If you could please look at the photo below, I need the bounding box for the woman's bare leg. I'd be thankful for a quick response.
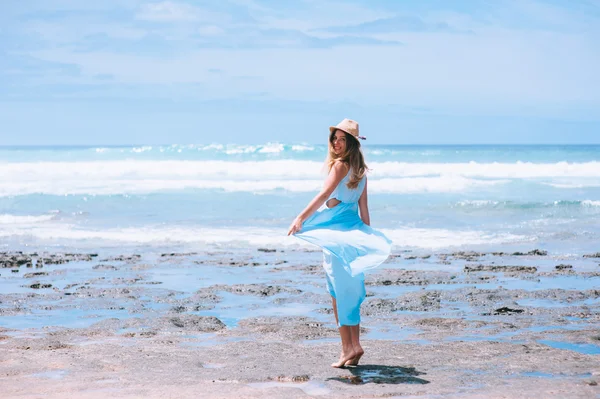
[330,296,356,368]
[344,324,364,366]
[331,325,356,368]
[331,296,339,326]
[333,296,364,366]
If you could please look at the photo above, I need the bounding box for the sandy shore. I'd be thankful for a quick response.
[1,249,599,398]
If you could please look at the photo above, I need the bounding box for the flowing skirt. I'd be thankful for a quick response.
[294,202,392,326]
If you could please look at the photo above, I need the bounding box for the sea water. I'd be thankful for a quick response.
[1,144,599,255]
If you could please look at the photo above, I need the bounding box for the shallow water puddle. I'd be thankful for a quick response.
[196,291,326,328]
[144,260,302,293]
[445,333,524,343]
[521,371,593,378]
[201,363,225,369]
[518,297,600,308]
[538,340,600,355]
[328,364,430,385]
[29,370,69,380]
[364,324,424,342]
[247,380,330,396]
[498,275,600,291]
[0,307,130,330]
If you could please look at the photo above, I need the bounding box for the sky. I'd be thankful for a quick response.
[0,0,599,145]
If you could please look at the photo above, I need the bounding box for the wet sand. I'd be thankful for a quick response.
[1,249,599,398]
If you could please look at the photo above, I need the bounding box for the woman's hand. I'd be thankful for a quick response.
[287,217,303,236]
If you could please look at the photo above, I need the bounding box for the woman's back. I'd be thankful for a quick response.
[328,169,366,204]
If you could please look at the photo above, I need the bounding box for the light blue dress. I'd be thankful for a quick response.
[294,169,392,326]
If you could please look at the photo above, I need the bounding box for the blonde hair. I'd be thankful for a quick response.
[326,129,368,189]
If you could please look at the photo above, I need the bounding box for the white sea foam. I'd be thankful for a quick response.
[379,228,533,249]
[0,177,508,196]
[3,160,600,180]
[199,144,225,151]
[258,143,285,153]
[543,182,600,189]
[1,160,599,196]
[0,225,534,250]
[291,144,315,152]
[581,200,600,207]
[368,161,600,179]
[0,214,56,224]
[131,146,152,153]
[455,200,500,207]
[224,146,259,155]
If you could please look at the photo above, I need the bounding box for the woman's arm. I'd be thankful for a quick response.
[287,161,349,235]
[358,177,370,226]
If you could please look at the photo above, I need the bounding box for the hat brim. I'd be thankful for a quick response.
[329,126,360,140]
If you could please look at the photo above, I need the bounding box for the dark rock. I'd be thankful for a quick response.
[99,255,141,262]
[92,264,118,271]
[168,315,226,332]
[449,251,485,261]
[366,270,443,286]
[583,253,600,258]
[511,249,547,256]
[42,253,95,264]
[363,292,441,315]
[23,272,48,278]
[362,298,402,315]
[209,284,301,297]
[464,265,537,273]
[30,283,52,289]
[415,317,468,330]
[258,248,277,253]
[486,307,524,315]
[555,264,573,271]
[0,253,33,268]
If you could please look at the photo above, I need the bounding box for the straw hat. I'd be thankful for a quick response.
[329,118,366,141]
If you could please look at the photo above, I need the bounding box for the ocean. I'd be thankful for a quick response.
[1,143,599,255]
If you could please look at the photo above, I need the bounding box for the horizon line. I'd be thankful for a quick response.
[2,143,600,147]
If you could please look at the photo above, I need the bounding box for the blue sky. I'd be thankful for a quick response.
[1,0,599,145]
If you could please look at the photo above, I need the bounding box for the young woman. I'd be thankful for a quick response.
[288,118,392,368]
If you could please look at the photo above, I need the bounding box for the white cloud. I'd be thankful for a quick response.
[253,1,391,32]
[135,1,223,22]
[27,21,148,44]
[197,25,225,36]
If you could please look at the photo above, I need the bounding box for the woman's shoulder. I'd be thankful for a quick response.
[331,160,350,173]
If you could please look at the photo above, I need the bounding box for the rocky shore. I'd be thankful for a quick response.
[1,249,599,398]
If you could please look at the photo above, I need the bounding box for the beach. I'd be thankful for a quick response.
[1,248,599,398]
[1,144,600,397]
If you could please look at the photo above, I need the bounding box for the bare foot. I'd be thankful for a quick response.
[331,347,356,368]
[344,345,364,366]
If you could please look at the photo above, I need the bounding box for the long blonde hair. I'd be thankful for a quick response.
[326,129,368,189]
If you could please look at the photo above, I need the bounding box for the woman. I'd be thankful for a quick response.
[287,118,392,368]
